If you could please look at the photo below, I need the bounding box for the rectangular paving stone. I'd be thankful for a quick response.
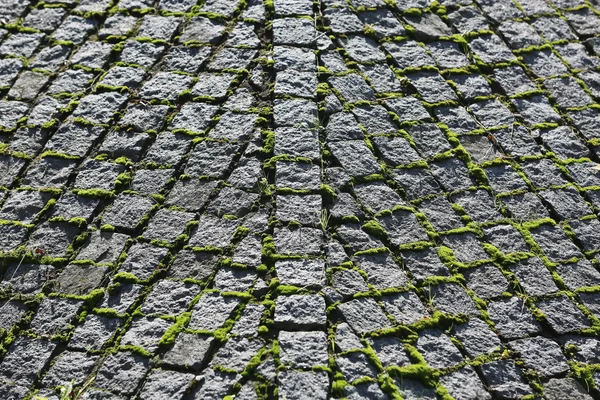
[328,140,380,177]
[487,297,542,339]
[119,243,169,281]
[337,297,392,334]
[0,337,57,387]
[274,294,326,329]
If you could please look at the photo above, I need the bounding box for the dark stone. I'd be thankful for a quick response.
[279,330,328,369]
[509,336,569,378]
[102,193,155,231]
[328,140,381,177]
[0,337,57,387]
[522,50,569,78]
[427,41,470,69]
[508,257,559,296]
[29,297,81,336]
[184,141,240,178]
[143,208,195,243]
[453,317,502,357]
[99,283,144,315]
[188,292,240,331]
[392,168,442,200]
[41,351,98,388]
[529,224,582,262]
[428,282,479,316]
[95,352,150,395]
[278,371,329,400]
[119,243,169,280]
[162,333,214,370]
[169,250,217,281]
[121,317,172,353]
[383,40,435,70]
[0,263,54,294]
[479,360,532,399]
[499,20,544,49]
[69,314,121,351]
[138,369,195,399]
[274,226,322,256]
[487,297,541,339]
[407,71,457,103]
[141,280,199,316]
[337,297,392,334]
[536,294,591,335]
[189,215,239,248]
[402,248,450,284]
[0,189,53,223]
[404,12,452,40]
[440,366,491,400]
[416,329,463,369]
[354,252,407,290]
[483,224,528,254]
[463,263,511,299]
[56,264,109,296]
[274,294,327,329]
[381,291,429,325]
[469,34,516,64]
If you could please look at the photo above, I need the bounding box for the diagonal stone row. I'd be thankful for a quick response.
[1,0,600,399]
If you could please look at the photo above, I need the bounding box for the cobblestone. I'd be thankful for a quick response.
[0,1,599,398]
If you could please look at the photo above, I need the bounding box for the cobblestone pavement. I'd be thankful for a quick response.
[3,0,600,399]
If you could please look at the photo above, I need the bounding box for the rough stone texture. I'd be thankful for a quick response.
[416,329,463,369]
[480,360,533,399]
[453,318,502,357]
[338,297,392,334]
[274,295,326,329]
[95,352,150,395]
[1,3,600,398]
[487,297,542,339]
[188,293,239,331]
[279,330,328,369]
[41,351,98,388]
[162,333,214,369]
[0,337,57,387]
[69,314,121,351]
[29,297,81,336]
[536,294,591,334]
[137,369,194,400]
[440,366,492,400]
[509,336,570,378]
[278,370,329,400]
[544,378,593,400]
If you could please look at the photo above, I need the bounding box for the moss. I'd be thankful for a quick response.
[320,184,337,199]
[340,215,361,224]
[258,325,269,334]
[73,189,115,200]
[331,372,350,397]
[59,288,105,305]
[40,150,80,160]
[119,344,152,357]
[95,83,130,93]
[354,247,389,256]
[40,119,60,130]
[362,220,387,239]
[159,312,191,347]
[112,271,140,283]
[262,235,277,261]
[436,245,457,265]
[403,7,423,16]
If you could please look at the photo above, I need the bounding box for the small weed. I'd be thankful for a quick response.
[320,209,331,231]
[425,286,436,310]
[33,376,94,400]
